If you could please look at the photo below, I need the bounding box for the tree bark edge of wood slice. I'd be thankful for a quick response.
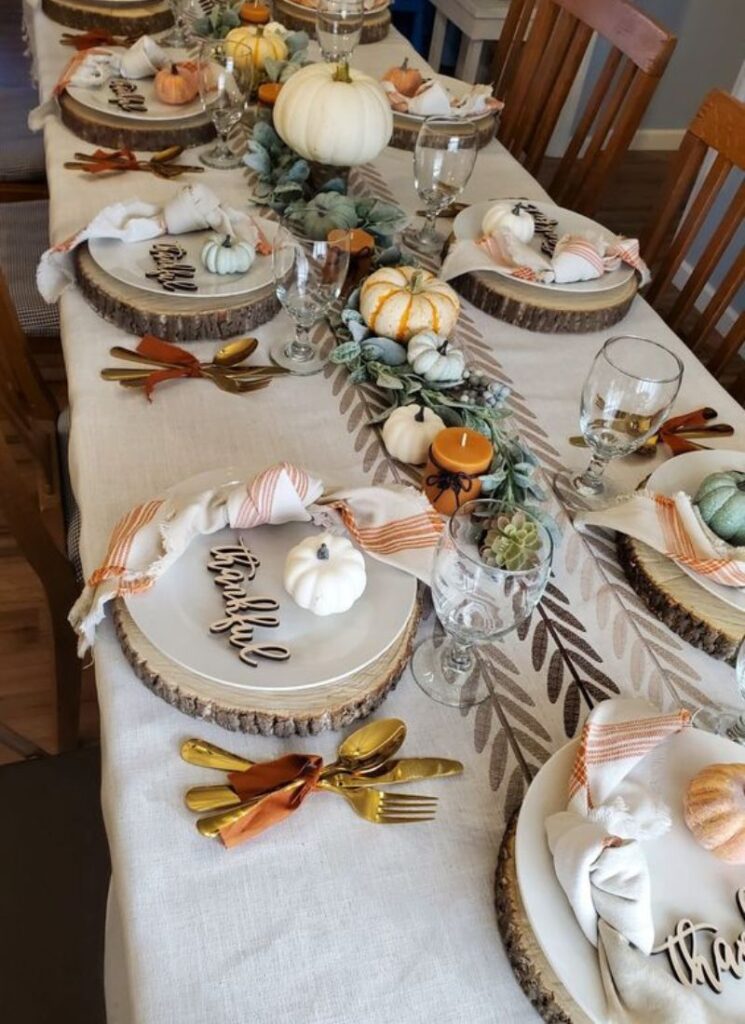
[113,597,421,736]
[495,813,590,1024]
[451,270,637,334]
[273,0,390,42]
[617,533,745,662]
[75,246,282,342]
[59,92,216,153]
[42,0,173,34]
[390,113,496,153]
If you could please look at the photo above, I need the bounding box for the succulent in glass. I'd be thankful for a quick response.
[479,509,542,571]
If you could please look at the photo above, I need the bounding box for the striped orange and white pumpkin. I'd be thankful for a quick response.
[359,266,460,343]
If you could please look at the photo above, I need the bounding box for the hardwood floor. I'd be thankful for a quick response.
[0,150,741,764]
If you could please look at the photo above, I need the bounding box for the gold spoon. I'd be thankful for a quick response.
[184,719,407,817]
[212,337,259,367]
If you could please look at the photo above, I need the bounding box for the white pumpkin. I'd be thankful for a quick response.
[406,331,465,382]
[359,266,460,343]
[225,25,288,72]
[283,533,366,616]
[482,201,535,244]
[382,403,445,465]
[273,61,393,167]
[201,235,255,275]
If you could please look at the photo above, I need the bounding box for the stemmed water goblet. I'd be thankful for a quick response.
[412,500,553,707]
[316,0,364,63]
[403,117,478,255]
[555,335,684,509]
[161,0,200,48]
[197,39,254,169]
[270,226,352,376]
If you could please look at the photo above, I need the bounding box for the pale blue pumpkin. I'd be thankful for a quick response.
[694,470,745,545]
[294,192,358,240]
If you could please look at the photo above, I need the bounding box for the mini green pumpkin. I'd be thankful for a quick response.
[201,235,255,275]
[291,192,358,240]
[694,470,745,545]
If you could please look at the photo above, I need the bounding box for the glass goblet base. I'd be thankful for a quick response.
[199,142,242,169]
[553,469,618,512]
[691,707,745,745]
[411,638,488,708]
[270,337,324,376]
[402,223,446,256]
[160,24,188,47]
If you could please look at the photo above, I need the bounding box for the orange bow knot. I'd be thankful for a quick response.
[136,335,205,401]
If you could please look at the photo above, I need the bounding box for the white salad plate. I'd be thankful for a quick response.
[452,199,634,295]
[123,469,417,693]
[89,221,278,299]
[516,727,745,1023]
[647,448,745,613]
[67,51,203,123]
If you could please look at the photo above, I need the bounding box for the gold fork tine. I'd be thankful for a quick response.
[376,815,436,824]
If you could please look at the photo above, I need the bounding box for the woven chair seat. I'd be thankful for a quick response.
[0,88,46,181]
[0,199,59,336]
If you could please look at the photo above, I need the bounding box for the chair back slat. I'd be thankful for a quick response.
[493,0,537,100]
[497,0,676,215]
[641,90,745,384]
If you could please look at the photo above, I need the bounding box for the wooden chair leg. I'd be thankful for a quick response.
[52,607,82,753]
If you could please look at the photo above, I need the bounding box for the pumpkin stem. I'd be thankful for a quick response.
[317,542,330,560]
[401,57,409,70]
[333,60,352,84]
[408,270,424,293]
[222,235,232,247]
[414,405,425,422]
[437,339,449,355]
[170,63,179,75]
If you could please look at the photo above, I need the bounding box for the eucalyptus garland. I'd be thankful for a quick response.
[329,285,552,522]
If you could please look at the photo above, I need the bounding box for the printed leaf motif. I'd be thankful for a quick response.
[532,618,549,672]
[474,698,493,754]
[489,728,509,791]
[504,765,527,822]
[564,681,582,736]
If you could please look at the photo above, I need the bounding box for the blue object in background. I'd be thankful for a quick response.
[389,0,433,57]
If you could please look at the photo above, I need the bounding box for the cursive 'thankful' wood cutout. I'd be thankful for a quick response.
[651,887,745,994]
[207,538,290,668]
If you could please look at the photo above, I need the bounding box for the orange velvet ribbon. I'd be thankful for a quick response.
[659,407,720,455]
[61,29,118,50]
[83,148,140,174]
[218,754,324,848]
[136,335,205,401]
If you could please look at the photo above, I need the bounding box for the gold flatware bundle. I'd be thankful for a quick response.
[180,721,463,846]
[65,146,205,178]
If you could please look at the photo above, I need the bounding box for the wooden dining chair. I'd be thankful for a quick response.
[642,90,745,385]
[491,0,536,102]
[0,269,81,751]
[497,0,676,216]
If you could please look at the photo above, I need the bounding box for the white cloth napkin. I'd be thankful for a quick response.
[70,463,442,654]
[37,184,272,302]
[119,36,168,79]
[441,229,650,287]
[577,491,745,588]
[382,79,501,118]
[544,698,731,1023]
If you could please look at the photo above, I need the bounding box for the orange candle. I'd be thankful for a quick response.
[422,426,494,516]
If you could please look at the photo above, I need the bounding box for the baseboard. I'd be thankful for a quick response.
[673,259,739,335]
[630,129,685,151]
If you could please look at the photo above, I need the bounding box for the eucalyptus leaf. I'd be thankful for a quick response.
[341,307,364,325]
[347,320,370,343]
[331,341,362,363]
[376,372,404,390]
[285,30,309,53]
[360,337,407,366]
[323,177,349,195]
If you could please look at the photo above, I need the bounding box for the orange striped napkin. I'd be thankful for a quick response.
[577,492,745,588]
[69,464,442,653]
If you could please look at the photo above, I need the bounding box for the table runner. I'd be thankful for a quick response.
[24,9,745,1023]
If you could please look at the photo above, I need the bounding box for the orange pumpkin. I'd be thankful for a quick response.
[327,227,375,257]
[382,58,423,98]
[239,1,271,23]
[154,64,198,106]
[684,763,745,864]
[258,81,282,106]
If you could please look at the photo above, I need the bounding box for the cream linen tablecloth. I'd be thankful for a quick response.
[25,10,745,1023]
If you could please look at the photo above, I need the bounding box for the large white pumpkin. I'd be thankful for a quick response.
[359,266,460,343]
[382,403,445,465]
[283,532,367,616]
[273,61,393,167]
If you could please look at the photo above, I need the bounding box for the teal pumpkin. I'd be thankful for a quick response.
[295,192,358,240]
[694,471,745,545]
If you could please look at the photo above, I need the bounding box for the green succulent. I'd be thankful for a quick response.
[480,511,541,571]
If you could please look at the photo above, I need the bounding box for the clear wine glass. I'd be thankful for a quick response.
[270,227,351,376]
[403,117,478,255]
[161,0,198,48]
[412,500,553,707]
[316,0,364,63]
[198,39,253,169]
[692,640,745,744]
[555,336,683,509]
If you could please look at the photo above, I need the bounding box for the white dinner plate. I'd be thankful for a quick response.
[89,222,278,299]
[123,470,417,693]
[647,449,745,613]
[452,200,634,295]
[515,728,745,1023]
[67,51,204,123]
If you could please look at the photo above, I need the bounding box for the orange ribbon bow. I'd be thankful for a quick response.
[83,148,141,173]
[61,28,119,50]
[218,754,324,848]
[137,335,205,401]
[657,407,733,455]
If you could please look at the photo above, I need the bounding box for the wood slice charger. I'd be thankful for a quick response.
[390,109,497,153]
[43,0,173,36]
[58,90,216,153]
[74,244,281,342]
[113,595,421,736]
[495,812,589,1024]
[450,261,637,334]
[617,533,745,662]
[273,0,390,43]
